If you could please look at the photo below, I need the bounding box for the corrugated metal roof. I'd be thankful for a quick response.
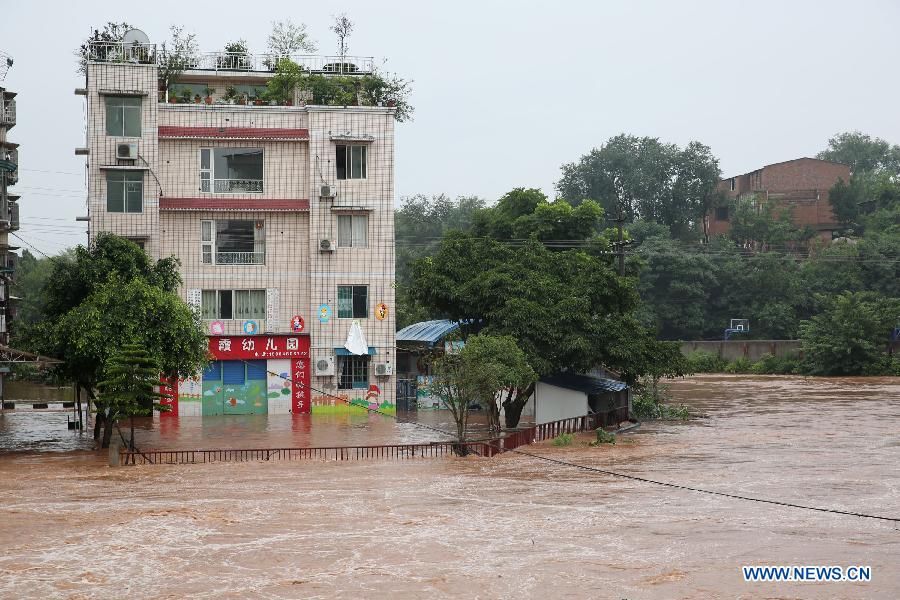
[396,320,460,344]
[540,373,628,394]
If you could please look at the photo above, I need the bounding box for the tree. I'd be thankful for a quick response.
[331,13,354,59]
[75,21,132,74]
[28,234,206,447]
[556,135,720,240]
[412,233,663,427]
[159,26,199,92]
[97,343,172,452]
[472,188,605,244]
[799,292,900,375]
[267,19,317,55]
[816,131,900,176]
[428,334,535,453]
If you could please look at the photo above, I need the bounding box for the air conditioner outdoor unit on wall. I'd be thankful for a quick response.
[320,185,334,198]
[116,143,138,160]
[375,363,393,376]
[319,238,335,252]
[315,356,335,376]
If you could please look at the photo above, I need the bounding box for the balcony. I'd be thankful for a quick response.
[0,97,14,128]
[215,251,265,265]
[207,179,263,193]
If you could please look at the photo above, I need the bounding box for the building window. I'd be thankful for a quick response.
[337,214,368,247]
[201,289,265,320]
[337,285,368,318]
[730,177,736,191]
[200,148,264,193]
[106,171,143,213]
[105,96,141,137]
[715,206,729,221]
[339,355,369,390]
[201,219,265,265]
[125,237,146,250]
[336,144,367,180]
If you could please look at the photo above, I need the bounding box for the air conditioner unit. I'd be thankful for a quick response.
[375,363,393,376]
[315,356,335,376]
[116,143,138,160]
[319,238,335,252]
[320,185,334,198]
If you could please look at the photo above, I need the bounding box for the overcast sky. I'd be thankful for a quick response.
[3,0,899,254]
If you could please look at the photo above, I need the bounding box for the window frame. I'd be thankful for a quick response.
[199,147,265,194]
[335,144,368,180]
[337,285,368,319]
[200,219,265,265]
[200,288,266,320]
[105,170,144,213]
[337,214,369,248]
[104,96,141,137]
[338,355,370,390]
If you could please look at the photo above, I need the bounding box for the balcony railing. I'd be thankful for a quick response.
[210,179,263,193]
[87,41,374,75]
[0,98,14,127]
[215,251,265,265]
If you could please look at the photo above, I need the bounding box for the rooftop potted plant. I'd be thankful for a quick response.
[180,88,192,104]
[204,86,215,104]
[193,93,202,104]
[252,88,266,106]
[223,85,238,104]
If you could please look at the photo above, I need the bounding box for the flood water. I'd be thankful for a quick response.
[1,375,898,598]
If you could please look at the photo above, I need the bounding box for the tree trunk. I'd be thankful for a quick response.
[502,383,535,429]
[129,416,135,451]
[101,417,115,449]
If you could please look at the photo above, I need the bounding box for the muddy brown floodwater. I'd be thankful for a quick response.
[1,375,898,599]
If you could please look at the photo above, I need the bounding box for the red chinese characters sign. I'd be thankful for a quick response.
[208,335,311,414]
[208,335,310,360]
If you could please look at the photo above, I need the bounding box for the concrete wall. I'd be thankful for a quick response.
[681,340,802,362]
[531,382,588,425]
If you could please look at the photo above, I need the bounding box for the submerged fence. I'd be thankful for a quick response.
[120,413,609,465]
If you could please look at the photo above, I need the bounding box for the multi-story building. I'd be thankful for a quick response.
[78,36,396,417]
[0,80,19,347]
[708,157,851,241]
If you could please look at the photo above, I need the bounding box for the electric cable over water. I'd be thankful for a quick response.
[225,360,900,524]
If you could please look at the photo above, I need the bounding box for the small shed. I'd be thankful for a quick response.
[395,320,461,411]
[531,373,630,426]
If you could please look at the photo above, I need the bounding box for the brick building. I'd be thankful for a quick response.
[77,34,397,417]
[0,81,19,346]
[708,157,851,241]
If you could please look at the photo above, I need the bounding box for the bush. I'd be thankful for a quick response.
[750,353,800,375]
[725,357,753,373]
[686,351,727,373]
[591,428,616,445]
[632,384,691,420]
[551,433,575,447]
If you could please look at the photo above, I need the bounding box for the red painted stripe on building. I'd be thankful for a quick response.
[158,126,309,140]
[159,198,310,211]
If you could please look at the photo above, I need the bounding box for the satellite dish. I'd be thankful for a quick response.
[122,29,150,46]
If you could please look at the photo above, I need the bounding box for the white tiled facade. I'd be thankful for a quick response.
[83,56,396,416]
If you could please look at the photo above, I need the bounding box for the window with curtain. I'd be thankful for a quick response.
[337,214,368,247]
[200,289,265,319]
[106,171,143,213]
[335,144,367,180]
[105,96,141,137]
[337,285,368,318]
[201,220,265,264]
[338,355,369,389]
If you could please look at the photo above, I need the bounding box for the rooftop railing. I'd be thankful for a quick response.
[87,41,374,75]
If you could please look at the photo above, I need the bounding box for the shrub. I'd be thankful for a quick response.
[551,433,574,447]
[725,356,753,373]
[750,353,800,375]
[686,351,727,373]
[591,428,616,445]
[632,385,691,421]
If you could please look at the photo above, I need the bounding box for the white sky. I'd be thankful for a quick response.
[3,0,900,254]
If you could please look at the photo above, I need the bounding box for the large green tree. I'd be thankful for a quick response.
[816,131,900,176]
[556,135,720,240]
[29,234,206,447]
[800,292,900,375]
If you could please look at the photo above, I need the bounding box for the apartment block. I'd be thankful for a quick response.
[0,82,19,347]
[78,37,396,417]
[709,157,851,241]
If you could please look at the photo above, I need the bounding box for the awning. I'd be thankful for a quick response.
[335,347,377,356]
[540,373,628,394]
[396,320,460,346]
